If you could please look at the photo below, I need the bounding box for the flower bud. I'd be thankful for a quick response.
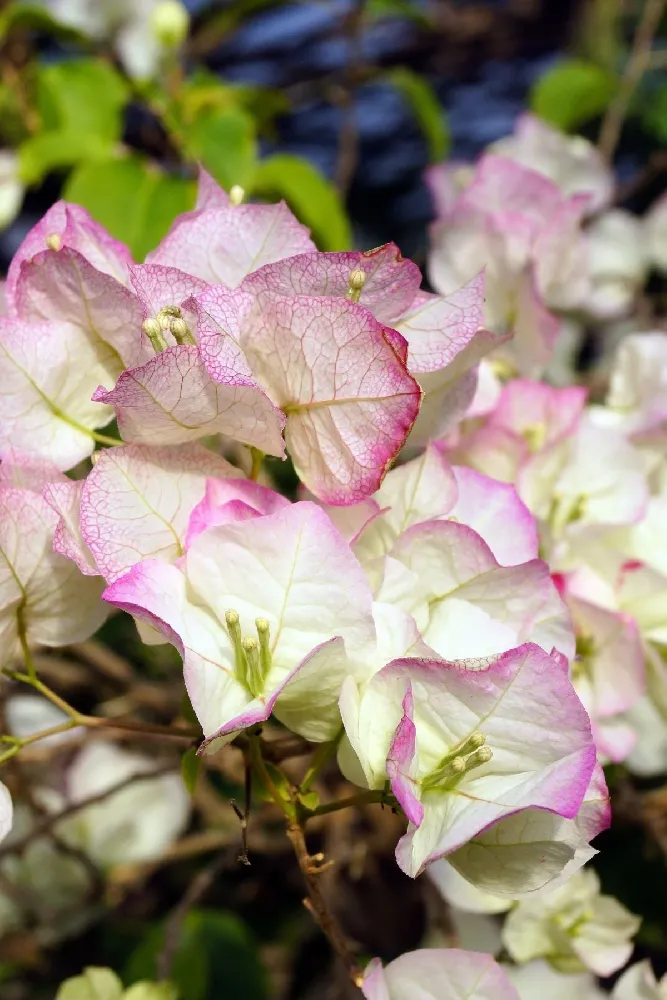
[150,0,190,48]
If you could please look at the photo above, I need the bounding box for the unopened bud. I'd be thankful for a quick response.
[150,0,190,48]
[45,233,62,251]
[229,185,245,206]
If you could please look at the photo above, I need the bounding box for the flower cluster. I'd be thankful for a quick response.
[0,150,664,998]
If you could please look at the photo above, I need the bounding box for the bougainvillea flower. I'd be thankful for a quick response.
[198,287,422,503]
[73,443,242,582]
[185,476,290,548]
[103,502,376,749]
[0,453,107,666]
[146,199,315,286]
[582,210,648,320]
[502,867,640,977]
[376,520,572,661]
[490,113,613,214]
[567,595,645,762]
[0,783,11,844]
[591,331,667,434]
[340,643,596,878]
[507,960,605,1000]
[361,949,520,1000]
[612,960,667,1000]
[246,249,501,445]
[428,155,589,374]
[351,443,538,590]
[54,742,190,868]
[0,316,120,470]
[430,763,609,898]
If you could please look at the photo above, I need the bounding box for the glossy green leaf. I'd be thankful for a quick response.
[125,909,267,1000]
[182,106,257,191]
[35,59,129,141]
[640,82,667,143]
[64,158,196,260]
[386,67,449,162]
[530,58,616,131]
[251,154,351,251]
[181,747,200,795]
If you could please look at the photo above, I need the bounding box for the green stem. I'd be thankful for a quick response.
[249,448,264,481]
[300,734,341,794]
[0,719,79,765]
[89,430,124,447]
[305,788,387,818]
[17,606,36,681]
[248,733,294,819]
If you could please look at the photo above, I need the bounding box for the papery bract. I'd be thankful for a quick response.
[361,948,520,1000]
[147,200,315,286]
[0,455,107,664]
[377,521,572,660]
[104,502,376,749]
[199,287,422,503]
[502,867,640,977]
[78,443,242,582]
[612,960,667,999]
[340,643,595,878]
[507,960,605,1000]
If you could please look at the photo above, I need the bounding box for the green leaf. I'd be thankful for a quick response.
[250,154,351,251]
[640,82,667,143]
[125,910,267,1000]
[180,747,200,795]
[386,67,449,162]
[35,59,129,142]
[18,130,111,185]
[64,158,196,260]
[366,0,431,25]
[183,106,257,191]
[124,983,179,1000]
[57,968,124,1000]
[530,58,616,131]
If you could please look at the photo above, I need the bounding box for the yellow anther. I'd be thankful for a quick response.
[169,316,195,345]
[229,185,245,206]
[142,317,167,352]
[225,609,240,628]
[45,233,62,251]
[465,747,493,772]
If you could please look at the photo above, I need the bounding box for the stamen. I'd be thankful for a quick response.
[45,233,62,251]
[255,617,271,679]
[242,636,262,696]
[225,609,245,679]
[229,185,245,206]
[142,317,167,352]
[463,746,493,773]
[169,317,195,345]
[458,732,486,756]
[345,268,367,303]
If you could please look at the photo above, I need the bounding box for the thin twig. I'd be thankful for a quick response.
[0,763,178,861]
[157,846,237,981]
[598,0,667,161]
[286,820,364,991]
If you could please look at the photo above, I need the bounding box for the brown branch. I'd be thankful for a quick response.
[598,0,667,161]
[286,820,364,992]
[157,846,238,981]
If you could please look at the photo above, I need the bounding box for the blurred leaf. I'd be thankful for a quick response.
[640,82,667,142]
[386,67,449,162]
[251,154,351,250]
[57,967,124,1000]
[530,58,616,131]
[181,747,200,795]
[366,0,431,26]
[18,130,110,185]
[182,106,257,191]
[125,910,267,1000]
[124,984,178,1000]
[64,158,196,260]
[0,2,85,40]
[35,59,129,141]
